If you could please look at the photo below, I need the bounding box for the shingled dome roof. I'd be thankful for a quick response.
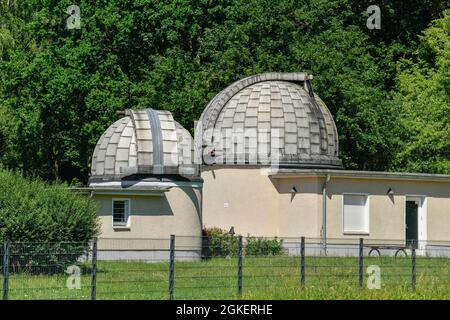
[195,72,342,168]
[90,109,198,181]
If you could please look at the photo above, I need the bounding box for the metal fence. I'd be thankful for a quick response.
[1,236,449,300]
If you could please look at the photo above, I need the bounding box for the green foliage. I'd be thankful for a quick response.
[0,169,99,242]
[0,1,447,181]
[245,237,283,256]
[391,10,450,174]
[202,227,239,258]
[0,169,99,272]
[202,228,284,257]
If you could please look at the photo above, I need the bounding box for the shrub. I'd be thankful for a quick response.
[202,228,285,258]
[245,237,284,256]
[202,227,238,258]
[0,170,99,273]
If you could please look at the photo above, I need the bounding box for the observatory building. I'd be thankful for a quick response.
[89,73,450,256]
[89,108,202,258]
[195,73,450,248]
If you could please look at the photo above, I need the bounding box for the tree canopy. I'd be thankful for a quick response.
[0,1,448,183]
[392,10,450,173]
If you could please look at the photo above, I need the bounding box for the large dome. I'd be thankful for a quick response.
[196,72,342,168]
[90,108,198,181]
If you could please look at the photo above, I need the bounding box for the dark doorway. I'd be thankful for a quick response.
[406,200,419,248]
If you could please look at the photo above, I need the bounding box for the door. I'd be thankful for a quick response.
[405,200,419,248]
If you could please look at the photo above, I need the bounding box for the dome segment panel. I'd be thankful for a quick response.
[175,121,198,176]
[91,117,136,177]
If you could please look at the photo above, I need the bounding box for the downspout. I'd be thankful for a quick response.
[199,182,203,230]
[322,174,331,255]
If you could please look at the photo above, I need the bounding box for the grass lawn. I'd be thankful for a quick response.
[3,256,449,300]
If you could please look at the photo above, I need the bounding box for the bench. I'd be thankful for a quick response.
[365,245,408,257]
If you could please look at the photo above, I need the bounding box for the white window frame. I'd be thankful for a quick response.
[342,193,370,235]
[112,198,131,228]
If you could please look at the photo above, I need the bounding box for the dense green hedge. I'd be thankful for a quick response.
[202,227,239,258]
[245,237,283,256]
[202,228,284,257]
[0,170,99,272]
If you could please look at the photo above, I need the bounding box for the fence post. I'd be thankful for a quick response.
[3,242,10,300]
[300,236,305,288]
[91,237,97,300]
[359,238,364,288]
[237,235,243,296]
[169,234,175,300]
[411,241,416,291]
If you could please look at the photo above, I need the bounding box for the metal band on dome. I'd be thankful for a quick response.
[146,108,164,174]
[305,79,329,153]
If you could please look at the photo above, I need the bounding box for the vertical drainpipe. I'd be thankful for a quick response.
[322,174,331,255]
[199,181,203,229]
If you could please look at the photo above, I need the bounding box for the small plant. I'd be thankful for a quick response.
[202,227,238,258]
[202,228,284,258]
[245,237,284,256]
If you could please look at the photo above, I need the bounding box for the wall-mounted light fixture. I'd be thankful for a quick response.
[387,188,394,196]
[290,186,298,193]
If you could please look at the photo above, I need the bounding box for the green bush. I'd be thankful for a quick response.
[202,228,285,258]
[202,228,239,258]
[0,170,99,273]
[245,237,284,256]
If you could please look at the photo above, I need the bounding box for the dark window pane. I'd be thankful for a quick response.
[113,200,128,225]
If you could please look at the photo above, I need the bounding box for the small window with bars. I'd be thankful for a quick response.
[112,199,130,227]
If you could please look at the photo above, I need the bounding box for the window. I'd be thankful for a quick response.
[343,194,369,234]
[112,199,130,227]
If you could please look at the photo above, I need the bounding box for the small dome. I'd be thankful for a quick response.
[91,108,198,181]
[196,72,342,168]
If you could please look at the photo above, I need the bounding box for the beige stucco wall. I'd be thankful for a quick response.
[275,178,322,238]
[202,167,450,242]
[427,195,450,242]
[325,178,450,242]
[201,166,280,237]
[94,186,202,243]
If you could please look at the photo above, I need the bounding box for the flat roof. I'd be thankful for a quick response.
[269,169,450,182]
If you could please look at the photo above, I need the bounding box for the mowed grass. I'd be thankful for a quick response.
[2,256,449,300]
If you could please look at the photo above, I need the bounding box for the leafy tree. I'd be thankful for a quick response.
[0,1,446,182]
[391,10,450,173]
[347,0,448,89]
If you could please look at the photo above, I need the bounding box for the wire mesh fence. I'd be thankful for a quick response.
[1,241,92,300]
[1,236,449,300]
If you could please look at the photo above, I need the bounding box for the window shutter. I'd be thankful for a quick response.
[343,195,369,233]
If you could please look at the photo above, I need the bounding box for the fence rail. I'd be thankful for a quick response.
[1,236,449,300]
